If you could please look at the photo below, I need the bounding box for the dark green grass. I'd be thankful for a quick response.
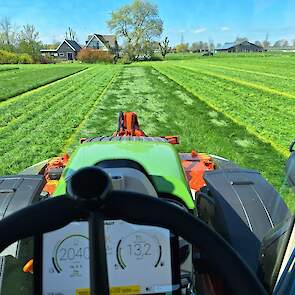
[68,65,293,210]
[0,64,87,101]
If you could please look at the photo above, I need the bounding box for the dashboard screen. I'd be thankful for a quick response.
[41,220,179,295]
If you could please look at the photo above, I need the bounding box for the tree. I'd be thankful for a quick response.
[282,39,289,47]
[158,36,169,58]
[208,39,215,51]
[44,42,60,50]
[107,0,163,60]
[0,17,17,51]
[190,42,201,52]
[293,40,295,48]
[175,43,189,53]
[202,42,209,51]
[65,27,77,41]
[235,36,248,44]
[254,40,262,47]
[262,33,270,49]
[17,24,42,62]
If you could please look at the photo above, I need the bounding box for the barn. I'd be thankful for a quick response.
[215,41,265,53]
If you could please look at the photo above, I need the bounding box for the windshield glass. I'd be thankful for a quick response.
[0,1,294,295]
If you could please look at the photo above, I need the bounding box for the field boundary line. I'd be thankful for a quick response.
[176,65,295,100]
[63,67,122,150]
[152,65,289,158]
[0,67,89,107]
[188,62,295,81]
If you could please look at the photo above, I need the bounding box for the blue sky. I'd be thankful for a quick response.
[0,0,294,46]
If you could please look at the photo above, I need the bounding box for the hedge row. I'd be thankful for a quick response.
[77,48,116,63]
[0,50,33,64]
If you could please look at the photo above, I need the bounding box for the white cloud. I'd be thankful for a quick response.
[193,27,207,34]
[221,26,230,31]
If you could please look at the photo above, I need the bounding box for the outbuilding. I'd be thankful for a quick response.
[40,39,82,60]
[215,41,265,53]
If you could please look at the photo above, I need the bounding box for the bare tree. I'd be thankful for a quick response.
[159,36,169,58]
[208,39,215,51]
[0,17,18,51]
[282,39,289,47]
[273,39,290,48]
[65,27,77,41]
[254,40,262,47]
[190,42,201,52]
[235,36,248,44]
[262,33,270,49]
[17,24,42,62]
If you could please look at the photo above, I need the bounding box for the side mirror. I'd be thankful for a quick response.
[286,140,295,190]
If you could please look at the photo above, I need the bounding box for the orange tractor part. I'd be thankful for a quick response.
[113,112,215,192]
[43,153,69,195]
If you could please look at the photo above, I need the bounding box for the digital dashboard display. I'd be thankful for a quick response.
[42,220,178,295]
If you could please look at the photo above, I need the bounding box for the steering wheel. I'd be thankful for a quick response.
[0,167,267,295]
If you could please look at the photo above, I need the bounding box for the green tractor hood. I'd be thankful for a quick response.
[54,141,194,209]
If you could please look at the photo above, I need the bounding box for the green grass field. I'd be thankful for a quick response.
[0,54,294,210]
[0,64,87,101]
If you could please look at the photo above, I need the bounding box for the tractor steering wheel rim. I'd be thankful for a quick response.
[0,166,268,295]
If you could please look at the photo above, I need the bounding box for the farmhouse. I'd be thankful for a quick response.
[85,33,119,56]
[40,39,82,60]
[215,41,265,53]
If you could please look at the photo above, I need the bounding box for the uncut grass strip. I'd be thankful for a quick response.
[176,64,295,100]
[0,66,92,109]
[63,66,122,150]
[0,68,107,134]
[0,66,88,102]
[153,64,290,158]
[0,72,113,154]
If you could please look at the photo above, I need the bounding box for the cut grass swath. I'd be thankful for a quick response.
[0,64,87,102]
[177,63,295,99]
[153,64,293,156]
[69,65,293,210]
[0,65,119,175]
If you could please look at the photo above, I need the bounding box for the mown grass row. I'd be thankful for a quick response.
[177,61,295,96]
[0,65,120,175]
[0,64,87,102]
[152,64,294,155]
[192,55,295,77]
[66,65,293,210]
